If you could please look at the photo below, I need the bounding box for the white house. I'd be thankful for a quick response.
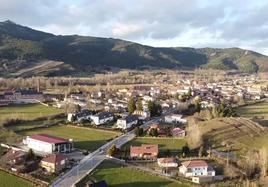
[179,160,215,177]
[90,112,114,125]
[157,158,178,168]
[23,134,73,155]
[117,115,138,130]
[133,110,150,120]
[165,114,187,124]
[67,109,92,122]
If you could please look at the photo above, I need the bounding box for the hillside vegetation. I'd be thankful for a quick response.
[1,20,268,77]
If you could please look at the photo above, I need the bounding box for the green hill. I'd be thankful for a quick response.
[0,20,267,77]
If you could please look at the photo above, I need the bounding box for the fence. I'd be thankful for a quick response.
[0,166,48,186]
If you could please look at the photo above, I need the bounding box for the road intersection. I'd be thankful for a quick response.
[50,108,176,187]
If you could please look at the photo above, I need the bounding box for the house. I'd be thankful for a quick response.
[165,114,187,124]
[4,88,43,103]
[171,128,186,137]
[67,109,93,122]
[133,110,150,120]
[179,160,215,177]
[130,144,158,159]
[23,134,73,155]
[157,157,178,168]
[40,153,68,173]
[3,149,27,165]
[117,115,138,130]
[90,112,114,125]
[0,95,10,106]
[86,180,108,187]
[148,124,170,137]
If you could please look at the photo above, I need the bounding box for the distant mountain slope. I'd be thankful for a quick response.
[0,20,267,77]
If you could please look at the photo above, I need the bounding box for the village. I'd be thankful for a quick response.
[0,71,268,187]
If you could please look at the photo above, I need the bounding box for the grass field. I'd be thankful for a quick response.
[19,125,120,151]
[76,161,190,187]
[237,98,268,126]
[198,117,268,155]
[124,137,186,156]
[0,103,63,125]
[0,170,35,187]
[7,117,64,132]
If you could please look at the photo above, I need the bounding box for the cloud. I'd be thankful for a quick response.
[0,0,268,55]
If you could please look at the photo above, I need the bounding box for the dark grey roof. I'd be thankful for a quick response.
[124,115,138,123]
[75,109,92,118]
[96,112,114,119]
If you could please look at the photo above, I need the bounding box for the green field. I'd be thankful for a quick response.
[7,117,64,132]
[125,137,186,156]
[237,99,268,126]
[77,161,190,187]
[0,170,35,187]
[0,103,63,125]
[19,125,120,151]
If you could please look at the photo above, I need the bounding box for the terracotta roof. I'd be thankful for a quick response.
[172,128,185,133]
[29,134,69,144]
[181,160,208,168]
[130,144,158,155]
[157,157,177,164]
[42,154,67,164]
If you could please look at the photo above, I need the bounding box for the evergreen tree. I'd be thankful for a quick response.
[137,97,143,111]
[127,97,136,114]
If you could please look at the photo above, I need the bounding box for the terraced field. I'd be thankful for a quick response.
[199,117,267,155]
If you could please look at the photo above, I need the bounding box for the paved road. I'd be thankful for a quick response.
[50,108,177,187]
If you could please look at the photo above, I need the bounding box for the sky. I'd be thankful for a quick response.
[1,0,268,55]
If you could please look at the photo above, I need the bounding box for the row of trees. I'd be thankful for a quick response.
[127,97,162,117]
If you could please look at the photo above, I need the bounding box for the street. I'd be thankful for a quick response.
[50,108,176,187]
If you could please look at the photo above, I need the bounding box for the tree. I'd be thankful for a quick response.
[137,97,143,111]
[164,149,171,157]
[149,128,158,137]
[134,127,143,136]
[147,100,162,117]
[27,148,35,160]
[127,97,136,114]
[107,144,117,157]
[259,147,268,177]
[182,143,190,157]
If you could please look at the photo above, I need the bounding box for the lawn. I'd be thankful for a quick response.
[19,125,120,151]
[124,137,186,156]
[7,117,65,132]
[237,98,268,126]
[76,161,190,187]
[0,103,63,125]
[0,170,35,187]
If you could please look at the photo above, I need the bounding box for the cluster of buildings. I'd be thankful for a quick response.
[129,143,215,184]
[3,134,74,174]
[0,88,44,106]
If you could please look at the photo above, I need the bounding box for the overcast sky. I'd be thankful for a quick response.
[1,0,268,55]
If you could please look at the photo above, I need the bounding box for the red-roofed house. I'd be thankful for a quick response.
[179,160,215,177]
[130,144,158,159]
[23,134,73,154]
[41,154,68,173]
[172,128,186,137]
[3,149,27,164]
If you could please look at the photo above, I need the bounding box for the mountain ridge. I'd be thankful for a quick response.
[0,20,267,77]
